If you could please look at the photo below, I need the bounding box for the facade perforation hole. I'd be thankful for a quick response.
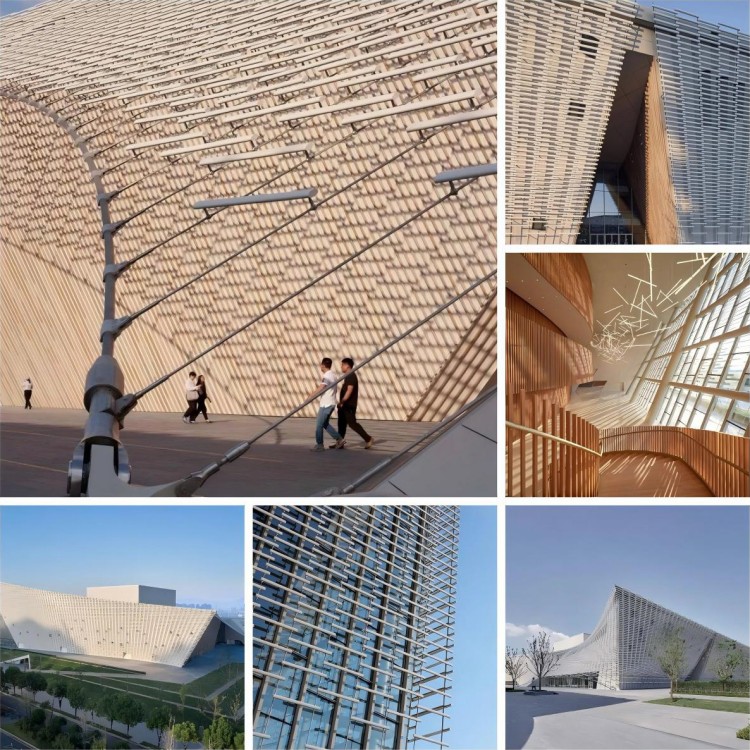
[568,101,586,119]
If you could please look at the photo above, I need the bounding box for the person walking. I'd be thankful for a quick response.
[337,357,374,449]
[308,358,346,452]
[182,371,199,423]
[196,375,212,422]
[22,378,33,409]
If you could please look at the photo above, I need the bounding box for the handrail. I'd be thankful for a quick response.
[172,271,497,494]
[330,386,497,494]
[601,426,749,475]
[506,421,603,457]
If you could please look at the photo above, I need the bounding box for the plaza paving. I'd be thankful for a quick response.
[0,407,433,496]
[506,688,750,749]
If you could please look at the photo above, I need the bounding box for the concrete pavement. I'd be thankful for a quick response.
[507,687,750,749]
[0,407,433,496]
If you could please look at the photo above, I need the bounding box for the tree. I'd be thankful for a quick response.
[522,630,560,691]
[178,684,188,716]
[506,646,528,691]
[210,694,222,719]
[653,626,686,701]
[24,671,47,702]
[115,693,146,736]
[5,665,22,695]
[233,731,244,750]
[173,721,199,750]
[97,692,119,730]
[47,678,67,709]
[203,716,235,750]
[713,640,746,693]
[67,684,86,718]
[147,704,173,747]
[229,692,242,723]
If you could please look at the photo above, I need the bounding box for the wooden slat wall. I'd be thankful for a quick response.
[506,291,594,403]
[601,427,749,498]
[521,252,594,328]
[507,390,601,497]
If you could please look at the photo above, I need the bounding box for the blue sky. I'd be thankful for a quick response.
[0,506,244,609]
[642,1,749,33]
[507,506,750,650]
[451,506,497,750]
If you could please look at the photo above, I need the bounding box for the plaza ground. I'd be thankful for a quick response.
[0,406,433,496]
[506,687,750,749]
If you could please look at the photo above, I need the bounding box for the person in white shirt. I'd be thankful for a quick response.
[308,357,346,452]
[22,378,33,409]
[182,371,199,423]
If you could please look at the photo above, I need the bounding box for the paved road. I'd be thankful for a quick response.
[0,728,34,750]
[0,407,432,496]
[507,688,749,749]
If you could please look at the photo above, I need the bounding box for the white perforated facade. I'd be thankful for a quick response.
[539,586,750,690]
[0,582,219,667]
[506,0,640,243]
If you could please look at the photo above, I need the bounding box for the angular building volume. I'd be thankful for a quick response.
[506,0,750,244]
[0,582,241,668]
[535,586,750,689]
[253,505,458,749]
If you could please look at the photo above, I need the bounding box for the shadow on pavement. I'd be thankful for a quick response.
[506,691,631,749]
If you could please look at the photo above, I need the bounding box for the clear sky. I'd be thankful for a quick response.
[451,506,497,750]
[0,506,244,609]
[643,0,749,33]
[506,506,750,651]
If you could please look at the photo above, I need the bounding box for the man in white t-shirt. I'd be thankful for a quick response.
[182,371,199,423]
[308,357,345,452]
[22,378,33,409]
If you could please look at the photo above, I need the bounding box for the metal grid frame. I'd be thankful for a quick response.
[253,505,458,750]
[630,253,750,435]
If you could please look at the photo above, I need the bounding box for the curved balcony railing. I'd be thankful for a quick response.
[600,426,749,497]
[506,390,601,497]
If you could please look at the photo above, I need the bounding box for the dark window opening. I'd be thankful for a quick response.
[580,33,598,58]
[568,101,586,119]
[531,218,546,231]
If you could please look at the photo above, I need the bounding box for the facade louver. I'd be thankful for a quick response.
[538,586,750,690]
[0,582,219,668]
[253,505,458,749]
[507,0,750,245]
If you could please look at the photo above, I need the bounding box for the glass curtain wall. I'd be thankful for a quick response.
[630,253,750,433]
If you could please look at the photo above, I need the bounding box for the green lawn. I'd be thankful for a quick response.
[0,647,142,674]
[45,673,213,728]
[648,697,750,714]
[105,662,243,699]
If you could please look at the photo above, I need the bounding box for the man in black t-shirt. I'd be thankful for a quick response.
[336,357,374,449]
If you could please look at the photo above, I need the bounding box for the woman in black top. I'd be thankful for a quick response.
[196,375,212,422]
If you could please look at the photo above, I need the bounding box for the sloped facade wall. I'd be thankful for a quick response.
[0,0,496,421]
[0,582,217,667]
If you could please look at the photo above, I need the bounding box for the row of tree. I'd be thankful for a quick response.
[505,630,748,699]
[0,666,244,748]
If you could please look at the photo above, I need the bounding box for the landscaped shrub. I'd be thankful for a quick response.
[737,724,749,740]
[677,680,750,697]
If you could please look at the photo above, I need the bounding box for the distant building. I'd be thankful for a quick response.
[0,582,243,667]
[528,586,750,689]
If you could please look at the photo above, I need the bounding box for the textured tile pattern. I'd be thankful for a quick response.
[0,0,497,421]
